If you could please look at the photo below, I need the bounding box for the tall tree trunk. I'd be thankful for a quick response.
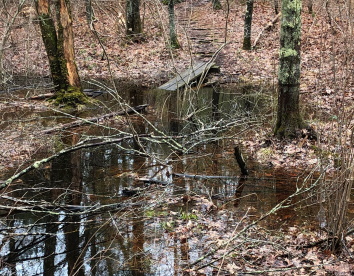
[35,0,85,106]
[126,0,142,40]
[36,0,68,90]
[242,0,254,50]
[85,0,94,25]
[55,0,81,89]
[168,0,179,49]
[274,0,303,138]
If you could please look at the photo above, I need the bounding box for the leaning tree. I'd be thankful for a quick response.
[35,0,86,106]
[274,0,304,138]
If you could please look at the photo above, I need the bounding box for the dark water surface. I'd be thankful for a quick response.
[0,83,319,275]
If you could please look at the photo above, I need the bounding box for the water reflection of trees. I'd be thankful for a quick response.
[0,85,295,275]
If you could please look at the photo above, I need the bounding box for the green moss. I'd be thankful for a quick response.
[53,86,89,107]
[280,48,298,58]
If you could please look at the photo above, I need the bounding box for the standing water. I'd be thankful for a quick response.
[0,83,320,275]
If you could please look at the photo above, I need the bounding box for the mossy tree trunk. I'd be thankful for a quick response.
[85,0,94,25]
[274,0,303,138]
[126,0,142,40]
[36,0,67,90]
[35,0,85,106]
[168,0,179,49]
[242,0,254,50]
[212,0,222,10]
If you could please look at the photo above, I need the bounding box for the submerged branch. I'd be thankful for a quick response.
[41,104,148,134]
[1,134,150,189]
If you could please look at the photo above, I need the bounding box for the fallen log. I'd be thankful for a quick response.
[27,89,107,100]
[41,104,148,134]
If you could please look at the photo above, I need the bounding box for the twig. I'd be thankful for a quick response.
[1,134,149,189]
[253,12,281,48]
[41,104,148,134]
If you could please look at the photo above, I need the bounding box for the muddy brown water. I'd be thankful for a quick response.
[0,83,320,275]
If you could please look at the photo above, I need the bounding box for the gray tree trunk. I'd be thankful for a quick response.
[242,0,254,50]
[274,0,303,138]
[168,0,179,48]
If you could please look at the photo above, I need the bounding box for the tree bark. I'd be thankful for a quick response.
[307,0,313,14]
[35,0,84,105]
[242,0,254,50]
[168,0,179,49]
[126,0,142,39]
[274,0,303,138]
[36,0,68,90]
[55,0,81,89]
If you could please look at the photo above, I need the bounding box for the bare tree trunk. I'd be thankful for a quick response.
[274,0,303,138]
[126,0,142,40]
[242,0,254,50]
[168,0,179,49]
[85,0,94,25]
[36,0,68,90]
[307,0,313,14]
[55,0,81,89]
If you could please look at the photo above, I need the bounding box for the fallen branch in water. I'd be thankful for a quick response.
[41,104,148,134]
[27,89,107,100]
[173,172,240,180]
[0,200,144,216]
[0,134,150,189]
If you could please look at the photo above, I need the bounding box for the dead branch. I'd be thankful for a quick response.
[173,172,240,180]
[41,104,148,134]
[253,12,281,48]
[1,134,150,189]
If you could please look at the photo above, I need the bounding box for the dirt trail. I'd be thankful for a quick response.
[176,0,226,61]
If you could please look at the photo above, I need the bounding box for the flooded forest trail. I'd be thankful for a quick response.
[0,82,329,275]
[1,0,354,275]
[176,0,225,60]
